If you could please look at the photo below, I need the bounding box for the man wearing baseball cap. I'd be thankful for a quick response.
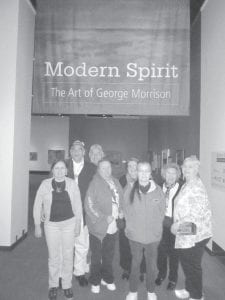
[67,140,96,286]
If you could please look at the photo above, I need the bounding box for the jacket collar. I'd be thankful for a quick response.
[139,179,156,194]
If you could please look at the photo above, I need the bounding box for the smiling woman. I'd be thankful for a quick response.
[123,161,166,300]
[51,160,67,182]
[171,156,212,300]
[33,159,83,300]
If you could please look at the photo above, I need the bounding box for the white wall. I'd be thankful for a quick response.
[0,0,35,246]
[0,0,18,246]
[30,116,69,171]
[201,0,225,250]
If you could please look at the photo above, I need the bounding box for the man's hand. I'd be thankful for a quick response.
[107,216,114,224]
[118,211,124,219]
[34,225,42,238]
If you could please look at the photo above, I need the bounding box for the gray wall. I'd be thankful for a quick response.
[69,116,149,162]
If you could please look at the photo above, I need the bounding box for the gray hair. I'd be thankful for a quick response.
[128,157,139,163]
[161,163,181,180]
[183,155,200,169]
[89,144,104,158]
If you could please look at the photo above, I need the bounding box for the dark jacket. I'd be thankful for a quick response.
[119,174,127,188]
[85,173,123,240]
[66,158,96,220]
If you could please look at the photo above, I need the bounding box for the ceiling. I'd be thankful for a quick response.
[190,0,206,24]
[32,0,206,22]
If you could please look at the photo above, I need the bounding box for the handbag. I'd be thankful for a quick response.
[177,222,197,235]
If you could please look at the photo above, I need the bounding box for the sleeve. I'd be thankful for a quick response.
[158,188,166,220]
[84,182,108,225]
[33,181,45,226]
[183,186,209,226]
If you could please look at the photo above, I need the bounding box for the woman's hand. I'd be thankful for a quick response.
[107,215,114,224]
[34,225,42,238]
[119,211,124,219]
[74,221,81,237]
[171,222,180,235]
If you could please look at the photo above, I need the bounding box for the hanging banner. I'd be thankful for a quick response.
[33,0,190,116]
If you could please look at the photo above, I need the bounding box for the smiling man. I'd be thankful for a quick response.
[66,140,96,287]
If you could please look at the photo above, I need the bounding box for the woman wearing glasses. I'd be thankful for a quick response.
[33,159,82,300]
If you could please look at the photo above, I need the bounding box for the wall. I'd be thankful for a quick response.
[148,12,201,161]
[30,116,69,171]
[0,0,35,246]
[69,116,149,162]
[0,0,18,246]
[201,0,225,251]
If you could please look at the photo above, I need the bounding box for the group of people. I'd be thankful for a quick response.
[33,140,212,300]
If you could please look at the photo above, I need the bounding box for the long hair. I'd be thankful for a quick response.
[129,180,141,204]
[129,161,151,204]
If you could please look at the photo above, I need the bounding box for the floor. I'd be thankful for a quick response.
[0,174,225,300]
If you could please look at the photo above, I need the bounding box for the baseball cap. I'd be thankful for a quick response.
[71,140,85,148]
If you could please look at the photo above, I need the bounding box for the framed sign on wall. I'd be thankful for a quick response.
[48,149,65,165]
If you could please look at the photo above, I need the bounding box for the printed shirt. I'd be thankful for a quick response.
[173,177,212,249]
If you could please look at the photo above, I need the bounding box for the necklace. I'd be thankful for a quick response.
[52,179,66,193]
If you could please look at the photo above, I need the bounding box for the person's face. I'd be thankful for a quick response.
[127,161,138,181]
[182,161,198,181]
[90,148,104,165]
[165,168,178,186]
[98,161,112,181]
[52,161,67,181]
[138,163,151,186]
[70,145,85,163]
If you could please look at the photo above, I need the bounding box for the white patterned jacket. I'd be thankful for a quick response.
[173,177,212,249]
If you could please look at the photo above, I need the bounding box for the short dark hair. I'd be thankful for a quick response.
[50,159,67,171]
